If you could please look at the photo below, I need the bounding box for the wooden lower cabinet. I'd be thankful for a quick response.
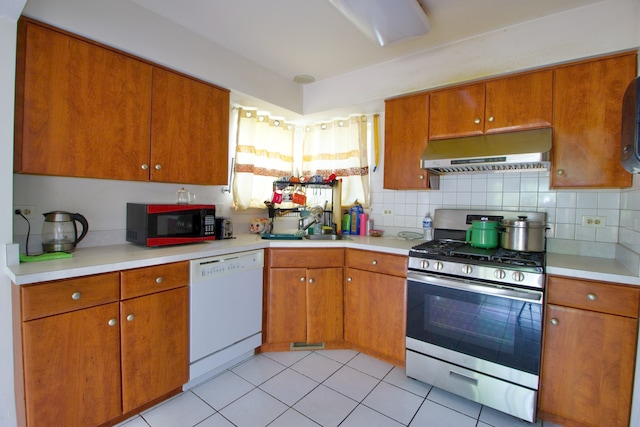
[266,267,343,345]
[13,262,189,427]
[344,268,406,365]
[120,286,189,413]
[263,248,345,349]
[538,276,640,427]
[344,249,407,366]
[21,302,122,427]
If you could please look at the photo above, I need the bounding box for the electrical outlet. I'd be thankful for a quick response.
[581,215,606,228]
[15,205,37,219]
[383,209,393,216]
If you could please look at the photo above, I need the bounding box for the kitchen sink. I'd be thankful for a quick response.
[303,234,351,240]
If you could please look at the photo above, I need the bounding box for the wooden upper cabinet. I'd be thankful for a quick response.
[14,19,153,180]
[484,70,552,133]
[429,83,485,139]
[552,52,636,188]
[151,68,230,185]
[14,18,231,186]
[384,93,433,190]
[429,70,552,139]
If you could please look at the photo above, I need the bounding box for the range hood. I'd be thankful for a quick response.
[421,128,552,175]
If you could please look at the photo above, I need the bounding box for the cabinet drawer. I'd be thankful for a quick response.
[121,261,189,300]
[547,276,640,318]
[21,272,120,321]
[346,249,407,277]
[268,248,344,268]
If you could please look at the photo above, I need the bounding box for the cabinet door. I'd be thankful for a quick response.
[429,83,485,139]
[539,304,637,427]
[344,268,406,364]
[265,268,308,344]
[150,68,230,185]
[22,303,121,427]
[121,287,189,413]
[383,93,432,189]
[307,267,343,343]
[15,20,152,180]
[485,70,552,133]
[552,53,636,188]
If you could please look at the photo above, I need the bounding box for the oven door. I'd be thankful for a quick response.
[406,271,543,382]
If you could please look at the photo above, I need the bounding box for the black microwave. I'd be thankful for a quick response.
[126,203,216,247]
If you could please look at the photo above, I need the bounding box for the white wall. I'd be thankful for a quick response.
[6,0,640,425]
[1,3,24,426]
[304,0,640,115]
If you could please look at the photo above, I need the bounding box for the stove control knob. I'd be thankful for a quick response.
[494,269,507,280]
[434,261,444,271]
[462,265,473,274]
[420,260,430,269]
[512,271,525,282]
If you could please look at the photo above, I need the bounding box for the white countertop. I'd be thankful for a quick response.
[7,234,640,286]
[546,253,640,286]
[6,234,417,285]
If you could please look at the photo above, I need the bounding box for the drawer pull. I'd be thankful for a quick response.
[550,318,559,325]
[127,314,135,322]
[449,370,478,386]
[300,277,305,282]
[587,293,597,301]
[108,318,117,327]
[308,278,315,284]
[372,260,377,265]
[71,292,81,300]
[347,277,352,282]
[155,276,163,284]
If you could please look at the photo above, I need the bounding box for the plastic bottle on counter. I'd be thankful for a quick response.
[422,212,433,241]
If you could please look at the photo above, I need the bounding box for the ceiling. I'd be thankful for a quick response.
[130,0,603,84]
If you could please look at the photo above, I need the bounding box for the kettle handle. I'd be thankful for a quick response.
[71,213,89,244]
[465,227,472,243]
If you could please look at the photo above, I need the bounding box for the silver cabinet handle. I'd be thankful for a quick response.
[474,118,481,124]
[155,164,162,170]
[372,260,377,265]
[71,292,81,300]
[300,277,305,282]
[487,116,495,122]
[587,293,597,301]
[556,169,565,176]
[347,277,352,282]
[108,318,117,326]
[141,164,148,170]
[127,314,135,322]
[419,174,424,180]
[156,276,163,284]
[308,278,315,284]
[550,318,559,325]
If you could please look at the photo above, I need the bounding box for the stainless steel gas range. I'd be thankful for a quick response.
[405,209,547,423]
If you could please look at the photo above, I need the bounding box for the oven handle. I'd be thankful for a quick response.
[407,271,543,304]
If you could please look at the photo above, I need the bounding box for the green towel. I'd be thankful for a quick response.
[20,252,73,262]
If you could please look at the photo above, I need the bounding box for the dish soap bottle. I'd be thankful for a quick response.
[422,212,433,241]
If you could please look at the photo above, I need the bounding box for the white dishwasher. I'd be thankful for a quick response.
[187,249,264,388]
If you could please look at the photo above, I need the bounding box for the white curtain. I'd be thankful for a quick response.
[232,109,295,209]
[302,115,369,207]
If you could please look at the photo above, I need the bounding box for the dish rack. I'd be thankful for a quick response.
[266,179,342,233]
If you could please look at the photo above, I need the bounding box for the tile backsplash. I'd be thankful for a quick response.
[368,170,640,256]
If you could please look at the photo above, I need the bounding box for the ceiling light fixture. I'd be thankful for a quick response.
[328,0,430,47]
[294,75,316,84]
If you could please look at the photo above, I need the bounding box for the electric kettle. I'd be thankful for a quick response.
[41,211,89,253]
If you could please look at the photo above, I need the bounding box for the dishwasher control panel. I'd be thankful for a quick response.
[190,249,264,282]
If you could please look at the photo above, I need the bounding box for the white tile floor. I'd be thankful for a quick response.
[116,350,564,427]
